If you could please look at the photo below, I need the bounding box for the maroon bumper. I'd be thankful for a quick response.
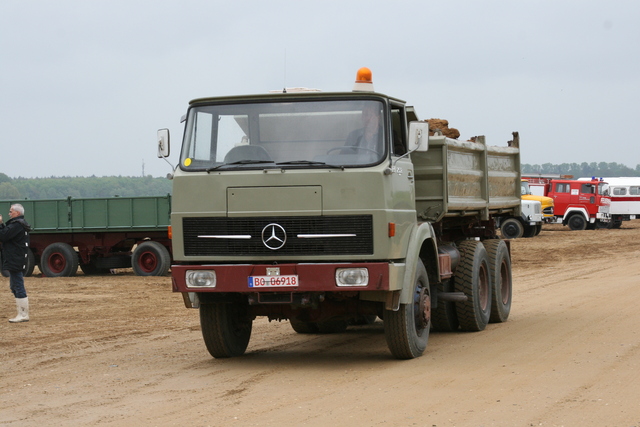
[171,262,390,293]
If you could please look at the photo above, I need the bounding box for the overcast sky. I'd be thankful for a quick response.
[1,1,639,179]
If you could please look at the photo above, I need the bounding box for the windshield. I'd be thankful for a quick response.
[521,181,531,195]
[599,182,610,196]
[179,99,386,170]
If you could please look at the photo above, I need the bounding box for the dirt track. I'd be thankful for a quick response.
[2,222,640,426]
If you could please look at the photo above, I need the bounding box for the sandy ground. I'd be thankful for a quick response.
[2,222,640,427]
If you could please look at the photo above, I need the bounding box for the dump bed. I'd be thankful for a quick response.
[412,134,521,223]
[0,195,171,234]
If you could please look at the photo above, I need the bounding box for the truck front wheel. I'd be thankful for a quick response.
[500,218,524,239]
[40,242,79,277]
[384,259,430,359]
[484,239,512,323]
[454,240,491,331]
[200,302,253,358]
[567,214,587,230]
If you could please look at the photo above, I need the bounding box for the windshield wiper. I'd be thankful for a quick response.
[276,160,344,169]
[207,160,275,173]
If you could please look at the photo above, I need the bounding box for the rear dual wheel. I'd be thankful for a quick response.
[289,318,349,334]
[484,239,512,323]
[454,240,492,331]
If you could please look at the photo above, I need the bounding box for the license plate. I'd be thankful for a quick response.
[248,275,299,288]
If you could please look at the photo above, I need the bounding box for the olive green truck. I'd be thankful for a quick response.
[159,69,521,359]
[0,195,172,277]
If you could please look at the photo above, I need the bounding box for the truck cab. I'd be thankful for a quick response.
[159,68,520,360]
[521,179,554,222]
[547,178,611,230]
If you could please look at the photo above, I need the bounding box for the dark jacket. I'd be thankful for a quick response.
[0,215,31,272]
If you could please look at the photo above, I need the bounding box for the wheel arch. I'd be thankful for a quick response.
[561,207,589,224]
[398,222,438,305]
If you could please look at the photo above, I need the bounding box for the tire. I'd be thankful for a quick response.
[483,239,512,323]
[316,319,349,333]
[454,240,492,332]
[1,249,35,277]
[351,315,378,326]
[0,251,9,277]
[24,248,36,277]
[523,223,537,238]
[40,242,79,277]
[534,223,543,236]
[384,259,431,359]
[200,302,253,358]
[132,241,171,276]
[431,280,459,332]
[290,318,319,334]
[567,214,587,231]
[500,218,524,239]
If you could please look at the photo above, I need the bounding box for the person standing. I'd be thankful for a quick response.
[0,203,31,323]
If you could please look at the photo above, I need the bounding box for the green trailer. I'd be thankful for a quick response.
[0,195,172,277]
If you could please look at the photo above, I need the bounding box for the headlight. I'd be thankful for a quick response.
[335,268,369,287]
[185,270,216,288]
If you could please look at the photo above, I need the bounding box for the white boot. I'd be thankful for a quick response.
[9,297,29,323]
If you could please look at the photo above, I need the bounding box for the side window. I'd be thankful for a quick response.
[613,187,626,196]
[581,184,595,194]
[556,183,569,193]
[630,186,639,195]
[390,105,407,156]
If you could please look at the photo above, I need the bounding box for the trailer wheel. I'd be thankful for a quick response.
[567,214,587,230]
[200,302,252,358]
[431,280,459,332]
[0,251,9,277]
[24,249,36,277]
[384,259,430,359]
[290,319,320,334]
[500,218,524,239]
[40,243,79,277]
[317,319,349,333]
[132,241,171,276]
[2,249,35,277]
[454,240,491,332]
[483,239,512,323]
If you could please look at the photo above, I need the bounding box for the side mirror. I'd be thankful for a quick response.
[408,121,429,152]
[157,129,170,158]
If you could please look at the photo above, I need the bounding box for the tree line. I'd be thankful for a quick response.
[0,173,172,200]
[2,161,639,200]
[521,162,640,178]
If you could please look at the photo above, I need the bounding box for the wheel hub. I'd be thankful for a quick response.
[417,288,431,330]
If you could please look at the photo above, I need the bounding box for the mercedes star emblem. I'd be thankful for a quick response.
[261,223,287,250]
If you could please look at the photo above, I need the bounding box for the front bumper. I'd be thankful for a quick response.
[171,262,391,293]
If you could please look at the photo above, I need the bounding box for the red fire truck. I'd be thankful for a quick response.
[522,176,611,230]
